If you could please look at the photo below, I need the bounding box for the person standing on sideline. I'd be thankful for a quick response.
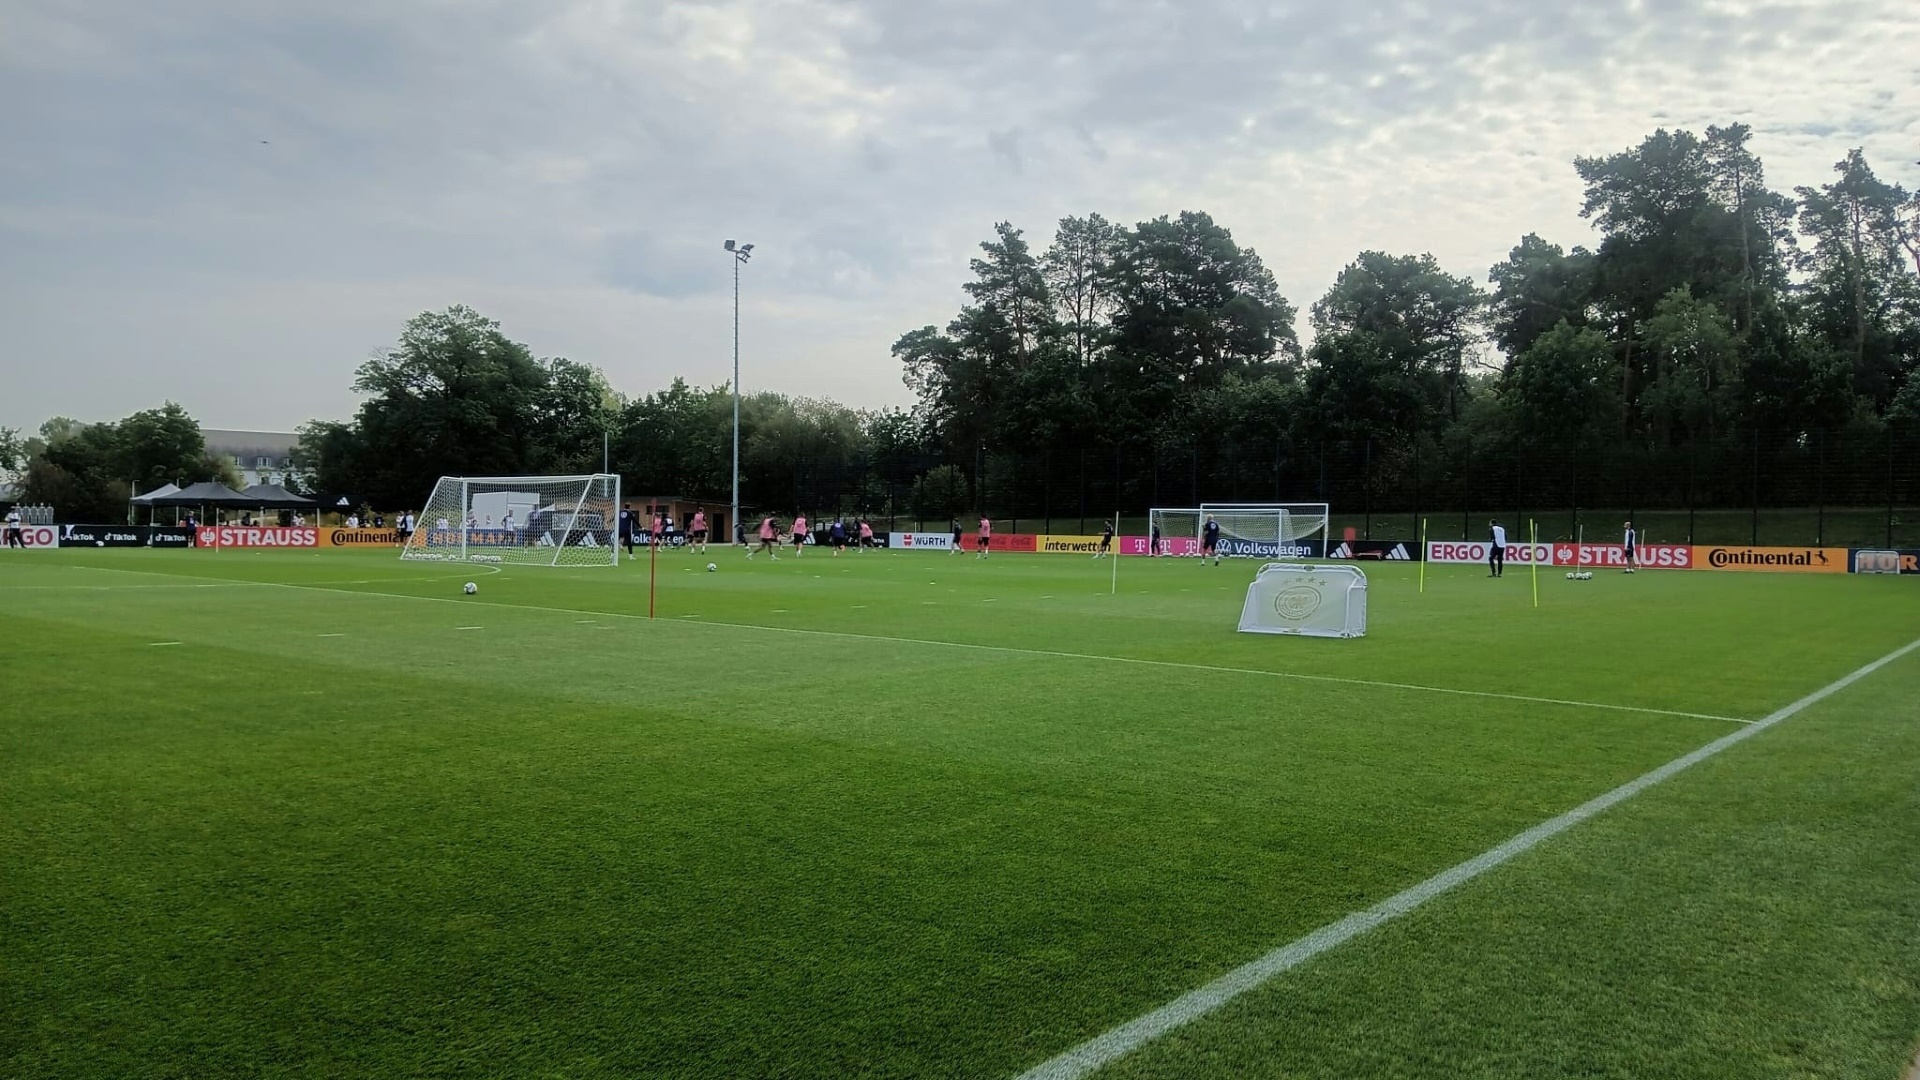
[950,517,962,555]
[617,507,635,556]
[1622,519,1638,574]
[976,516,992,559]
[4,506,23,549]
[1202,514,1222,565]
[1094,519,1114,558]
[690,508,709,555]
[1488,519,1507,577]
[1149,520,1161,557]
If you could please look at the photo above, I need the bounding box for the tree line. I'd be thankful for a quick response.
[896,126,1918,504]
[5,123,1914,526]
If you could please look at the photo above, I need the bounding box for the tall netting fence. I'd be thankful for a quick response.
[765,422,1919,548]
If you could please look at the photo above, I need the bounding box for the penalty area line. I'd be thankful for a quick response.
[1012,635,1920,1080]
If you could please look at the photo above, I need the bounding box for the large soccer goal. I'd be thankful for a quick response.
[1148,503,1330,558]
[401,474,621,567]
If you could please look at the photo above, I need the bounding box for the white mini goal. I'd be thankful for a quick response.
[401,474,621,567]
[1238,563,1367,638]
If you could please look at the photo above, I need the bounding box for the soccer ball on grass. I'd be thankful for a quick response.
[707,563,717,572]
[463,582,477,595]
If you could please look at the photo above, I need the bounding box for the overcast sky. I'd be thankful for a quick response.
[3,0,1916,434]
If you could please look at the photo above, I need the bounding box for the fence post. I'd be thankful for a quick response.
[1816,428,1825,546]
[1363,436,1373,541]
[1750,427,1759,546]
[1889,424,1897,549]
[1078,449,1087,534]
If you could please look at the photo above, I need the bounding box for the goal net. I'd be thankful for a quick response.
[401,474,621,567]
[1147,503,1330,558]
[1239,563,1367,638]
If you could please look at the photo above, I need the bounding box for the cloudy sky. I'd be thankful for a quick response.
[3,0,1916,434]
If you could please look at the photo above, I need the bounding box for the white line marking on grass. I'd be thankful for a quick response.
[148,641,183,647]
[1012,635,1920,1080]
[250,581,1747,726]
[455,626,484,631]
[317,633,345,638]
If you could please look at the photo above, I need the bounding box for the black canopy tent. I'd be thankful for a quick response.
[129,483,181,525]
[241,484,318,510]
[144,482,257,526]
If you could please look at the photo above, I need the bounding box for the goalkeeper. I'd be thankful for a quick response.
[1202,514,1222,565]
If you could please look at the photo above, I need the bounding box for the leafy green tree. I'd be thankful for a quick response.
[1305,251,1486,438]
[535,357,620,473]
[1101,211,1297,443]
[116,403,207,490]
[1503,321,1619,444]
[0,427,22,481]
[1795,149,1919,407]
[1487,234,1595,360]
[347,306,552,507]
[1043,213,1122,368]
[1639,288,1739,443]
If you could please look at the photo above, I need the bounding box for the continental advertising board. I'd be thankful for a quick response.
[1695,546,1847,573]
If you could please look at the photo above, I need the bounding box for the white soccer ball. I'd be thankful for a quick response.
[1565,571,1574,580]
[463,582,477,594]
[707,562,717,572]
[96,540,105,547]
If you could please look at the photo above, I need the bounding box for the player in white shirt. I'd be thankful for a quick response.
[1622,520,1637,573]
[1488,519,1507,577]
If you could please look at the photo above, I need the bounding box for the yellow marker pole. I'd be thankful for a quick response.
[1530,519,1540,608]
[1419,518,1428,594]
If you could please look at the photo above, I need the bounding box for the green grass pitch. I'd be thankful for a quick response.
[3,545,1917,1079]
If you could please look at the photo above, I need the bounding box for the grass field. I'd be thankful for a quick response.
[3,544,1917,1079]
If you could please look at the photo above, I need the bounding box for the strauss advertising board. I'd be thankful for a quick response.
[197,526,321,548]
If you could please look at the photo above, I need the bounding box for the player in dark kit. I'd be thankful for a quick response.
[1094,520,1114,558]
[1202,514,1222,565]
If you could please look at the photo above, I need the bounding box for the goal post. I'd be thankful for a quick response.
[401,474,621,567]
[1147,503,1330,558]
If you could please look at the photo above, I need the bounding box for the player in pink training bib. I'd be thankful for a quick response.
[791,515,808,558]
[976,516,992,559]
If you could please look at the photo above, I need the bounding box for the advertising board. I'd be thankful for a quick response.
[196,526,321,548]
[1695,546,1847,573]
[1851,549,1920,575]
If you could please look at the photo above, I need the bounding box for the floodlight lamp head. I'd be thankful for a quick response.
[739,243,754,254]
[724,239,736,251]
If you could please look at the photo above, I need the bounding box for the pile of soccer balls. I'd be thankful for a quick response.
[1564,571,1594,581]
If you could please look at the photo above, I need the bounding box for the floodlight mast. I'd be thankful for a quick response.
[726,239,753,544]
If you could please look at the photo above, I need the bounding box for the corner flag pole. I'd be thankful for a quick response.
[1419,517,1428,594]
[1110,510,1119,596]
[1529,519,1540,608]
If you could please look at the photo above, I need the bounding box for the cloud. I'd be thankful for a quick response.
[2,0,1916,432]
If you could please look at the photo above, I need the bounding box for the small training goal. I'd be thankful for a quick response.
[1238,563,1367,638]
[401,474,621,566]
[1147,503,1330,558]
